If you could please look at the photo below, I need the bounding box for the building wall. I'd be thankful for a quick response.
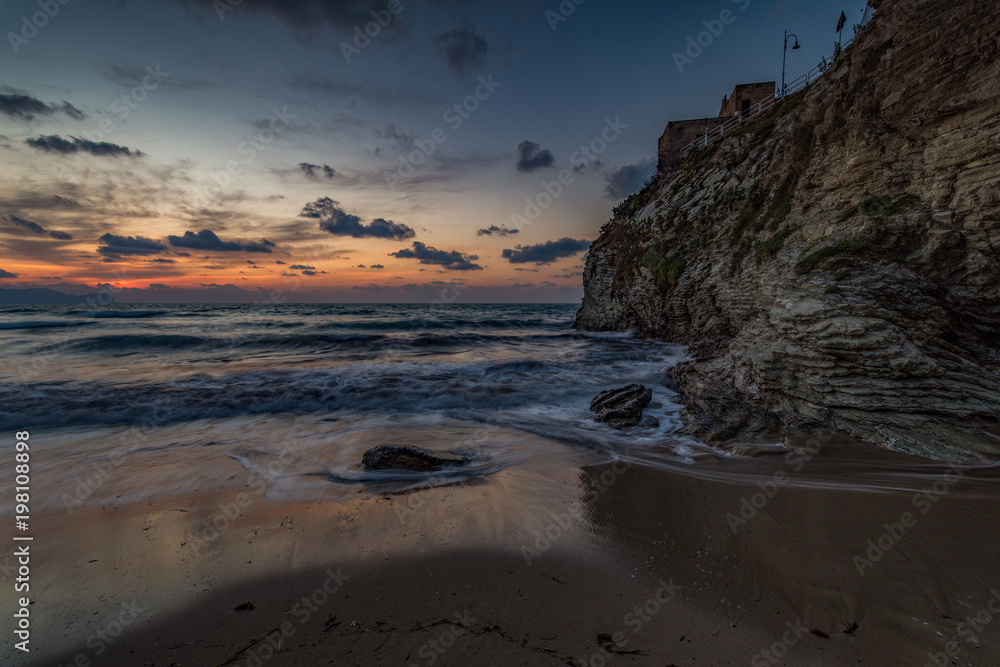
[657,82,776,176]
[657,117,730,175]
[719,82,775,117]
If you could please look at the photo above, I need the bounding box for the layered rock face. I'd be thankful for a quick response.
[576,0,1000,460]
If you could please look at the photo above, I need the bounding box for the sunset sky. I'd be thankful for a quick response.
[0,0,867,302]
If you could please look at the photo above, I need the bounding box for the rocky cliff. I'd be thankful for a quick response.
[576,0,1000,460]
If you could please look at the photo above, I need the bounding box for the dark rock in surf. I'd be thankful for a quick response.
[361,445,466,472]
[591,384,653,429]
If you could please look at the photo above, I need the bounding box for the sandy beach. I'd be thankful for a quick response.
[18,434,1000,667]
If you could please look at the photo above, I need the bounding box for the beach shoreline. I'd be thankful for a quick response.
[18,436,1000,666]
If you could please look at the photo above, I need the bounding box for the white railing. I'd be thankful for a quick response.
[678,9,873,158]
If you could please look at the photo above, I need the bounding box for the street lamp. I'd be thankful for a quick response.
[781,30,801,98]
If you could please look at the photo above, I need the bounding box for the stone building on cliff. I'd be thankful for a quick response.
[657,81,775,175]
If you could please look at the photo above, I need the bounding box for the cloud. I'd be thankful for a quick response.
[501,238,591,265]
[53,195,81,208]
[275,260,286,265]
[477,224,519,237]
[167,229,275,253]
[298,162,336,180]
[516,141,554,173]
[433,24,488,78]
[0,92,85,121]
[4,215,73,240]
[25,135,144,158]
[290,264,316,270]
[301,197,416,240]
[369,264,385,269]
[0,269,17,278]
[97,233,167,257]
[389,242,482,271]
[603,159,656,200]
[374,123,416,149]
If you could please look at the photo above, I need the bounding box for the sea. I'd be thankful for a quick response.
[0,303,717,512]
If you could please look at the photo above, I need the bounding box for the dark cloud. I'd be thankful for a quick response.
[374,124,416,149]
[477,224,519,237]
[97,61,214,91]
[167,229,275,253]
[516,141,554,173]
[275,260,286,265]
[301,197,416,241]
[369,264,385,269]
[389,242,482,271]
[4,215,73,240]
[97,233,167,257]
[289,264,316,270]
[433,24,488,78]
[298,162,336,180]
[501,238,591,265]
[25,135,144,158]
[573,159,604,174]
[0,92,85,121]
[0,269,17,278]
[603,159,656,200]
[53,195,81,208]
[151,258,177,264]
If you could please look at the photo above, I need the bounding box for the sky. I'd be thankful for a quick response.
[0,0,869,303]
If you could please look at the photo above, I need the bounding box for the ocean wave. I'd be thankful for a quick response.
[40,330,573,356]
[86,310,167,319]
[0,352,676,430]
[311,316,567,332]
[49,334,212,352]
[0,320,96,330]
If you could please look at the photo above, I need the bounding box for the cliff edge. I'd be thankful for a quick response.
[576,0,1000,460]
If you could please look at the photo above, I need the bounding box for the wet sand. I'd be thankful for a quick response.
[17,435,1000,666]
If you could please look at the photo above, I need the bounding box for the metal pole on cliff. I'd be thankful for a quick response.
[781,30,800,98]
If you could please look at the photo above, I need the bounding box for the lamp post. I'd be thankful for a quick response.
[781,30,801,98]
